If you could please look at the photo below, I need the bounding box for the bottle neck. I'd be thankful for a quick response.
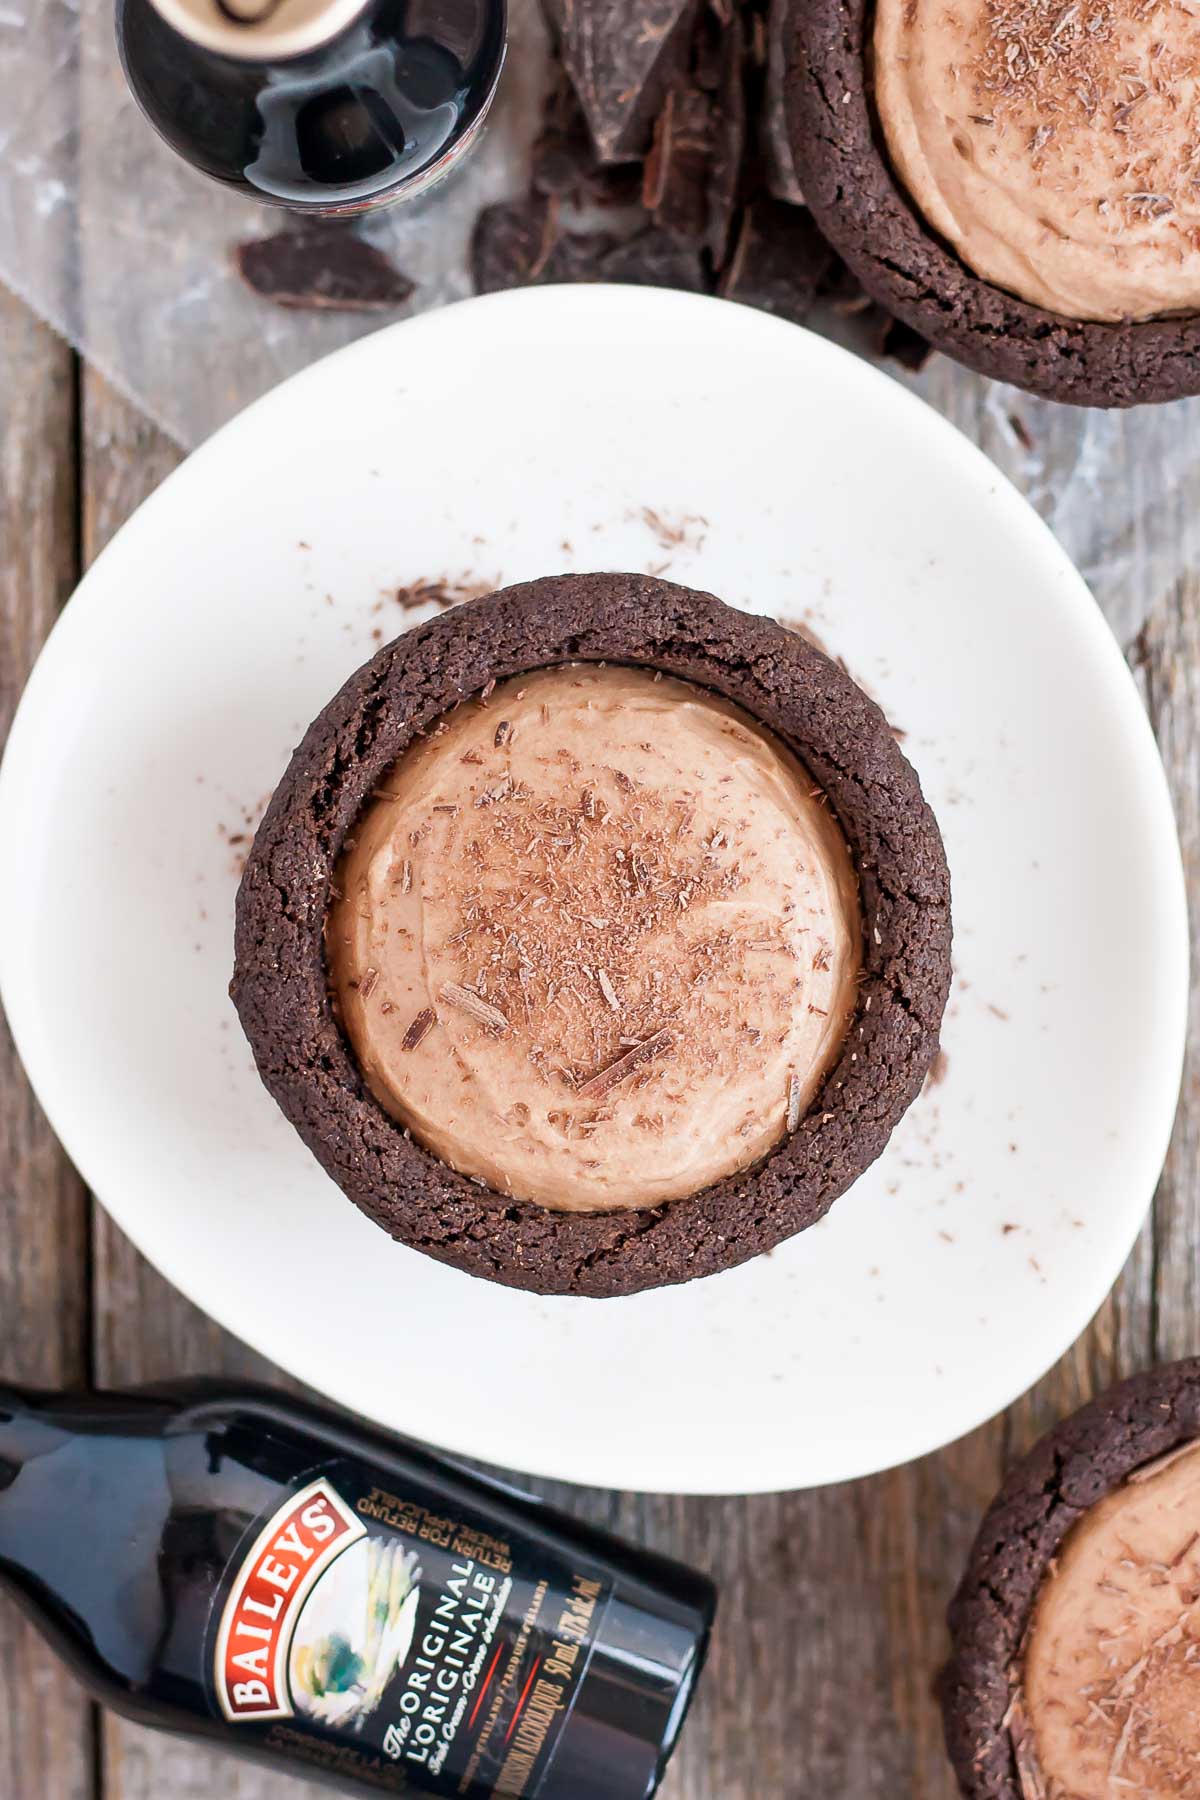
[0,1392,64,1549]
[0,1392,20,1493]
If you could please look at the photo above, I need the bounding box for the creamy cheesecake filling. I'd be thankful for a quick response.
[1023,1438,1200,1797]
[326,663,862,1213]
[874,0,1200,323]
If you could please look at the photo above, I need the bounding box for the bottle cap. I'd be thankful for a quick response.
[539,1562,716,1798]
[146,0,370,60]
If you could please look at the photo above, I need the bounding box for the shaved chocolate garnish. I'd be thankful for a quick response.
[577,1028,673,1098]
[494,719,512,747]
[439,982,510,1033]
[542,0,701,163]
[359,967,379,999]
[234,229,415,313]
[720,199,836,324]
[401,1007,437,1051]
[395,576,495,611]
[1006,1696,1047,1800]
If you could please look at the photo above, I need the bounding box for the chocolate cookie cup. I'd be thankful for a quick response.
[784,0,1200,407]
[231,573,951,1298]
[941,1360,1200,1798]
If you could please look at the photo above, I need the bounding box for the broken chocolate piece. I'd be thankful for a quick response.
[644,83,714,243]
[471,198,553,292]
[707,13,745,267]
[719,199,836,324]
[761,0,805,205]
[531,73,643,205]
[875,311,934,373]
[233,229,415,312]
[471,197,619,293]
[599,227,707,291]
[473,197,705,297]
[543,0,701,163]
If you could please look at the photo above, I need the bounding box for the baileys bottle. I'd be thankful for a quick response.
[0,1381,714,1796]
[116,0,507,211]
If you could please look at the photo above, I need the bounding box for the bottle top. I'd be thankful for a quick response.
[145,0,370,60]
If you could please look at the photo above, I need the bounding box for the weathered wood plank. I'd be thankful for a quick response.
[1136,572,1200,1367]
[81,367,327,1800]
[0,287,95,1800]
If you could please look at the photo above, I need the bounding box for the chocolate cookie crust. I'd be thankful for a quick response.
[231,573,951,1298]
[784,0,1200,407]
[941,1360,1200,1798]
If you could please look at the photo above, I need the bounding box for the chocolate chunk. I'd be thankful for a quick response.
[761,0,804,205]
[543,0,701,163]
[540,226,621,283]
[531,74,642,205]
[530,99,597,199]
[707,14,746,267]
[233,229,414,312]
[471,197,704,297]
[690,9,727,89]
[643,83,715,243]
[875,311,934,373]
[599,227,707,291]
[471,198,556,292]
[719,199,836,324]
[820,255,873,314]
[471,197,618,293]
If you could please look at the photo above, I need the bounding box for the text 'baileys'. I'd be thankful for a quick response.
[0,1381,714,1797]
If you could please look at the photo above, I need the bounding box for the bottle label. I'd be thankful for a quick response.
[215,1478,366,1723]
[208,1463,610,1797]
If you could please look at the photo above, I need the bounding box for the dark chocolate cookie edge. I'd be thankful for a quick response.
[941,1359,1200,1798]
[232,572,952,1298]
[784,0,1200,408]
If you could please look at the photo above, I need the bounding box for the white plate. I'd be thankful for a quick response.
[0,287,1187,1494]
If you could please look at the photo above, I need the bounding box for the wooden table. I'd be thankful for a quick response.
[1,276,1197,1800]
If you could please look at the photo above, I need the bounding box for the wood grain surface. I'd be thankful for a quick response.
[1,286,1197,1800]
[0,288,94,1800]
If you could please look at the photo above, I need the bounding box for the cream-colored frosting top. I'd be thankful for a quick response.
[326,664,862,1212]
[1024,1439,1200,1796]
[875,0,1200,322]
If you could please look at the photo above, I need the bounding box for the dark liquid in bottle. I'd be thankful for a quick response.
[0,1383,713,1797]
[116,0,506,212]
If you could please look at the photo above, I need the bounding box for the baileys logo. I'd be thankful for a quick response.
[215,1478,423,1729]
